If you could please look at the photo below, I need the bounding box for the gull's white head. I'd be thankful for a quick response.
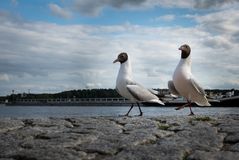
[179,44,191,59]
[113,52,128,64]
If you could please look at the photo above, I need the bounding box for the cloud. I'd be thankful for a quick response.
[147,0,194,8]
[0,73,9,81]
[71,0,239,16]
[86,83,102,89]
[194,0,239,9]
[0,10,23,23]
[203,36,231,49]
[187,8,239,53]
[153,14,175,22]
[73,0,147,16]
[232,31,239,42]
[194,9,239,35]
[72,0,198,16]
[0,4,239,95]
[49,3,72,19]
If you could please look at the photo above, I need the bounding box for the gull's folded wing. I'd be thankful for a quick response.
[189,78,206,96]
[126,84,164,105]
[168,80,180,96]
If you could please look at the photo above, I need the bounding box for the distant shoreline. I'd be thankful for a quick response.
[3,101,239,107]
[2,95,239,107]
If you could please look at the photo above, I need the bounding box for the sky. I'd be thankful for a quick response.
[0,0,239,96]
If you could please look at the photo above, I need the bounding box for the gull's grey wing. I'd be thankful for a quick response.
[126,84,153,101]
[126,84,164,105]
[189,78,206,96]
[148,89,159,95]
[188,78,211,106]
[168,80,180,96]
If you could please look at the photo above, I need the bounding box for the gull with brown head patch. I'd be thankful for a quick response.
[168,44,210,116]
[113,52,164,116]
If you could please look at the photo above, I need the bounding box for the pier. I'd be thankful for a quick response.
[6,97,131,106]
[3,95,239,107]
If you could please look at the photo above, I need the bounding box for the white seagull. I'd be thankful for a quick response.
[113,52,164,116]
[168,44,211,115]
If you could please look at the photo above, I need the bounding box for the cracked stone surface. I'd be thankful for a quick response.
[0,114,239,160]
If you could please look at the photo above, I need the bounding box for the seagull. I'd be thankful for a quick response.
[113,52,164,116]
[168,44,211,116]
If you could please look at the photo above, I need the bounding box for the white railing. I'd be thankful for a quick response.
[14,98,129,103]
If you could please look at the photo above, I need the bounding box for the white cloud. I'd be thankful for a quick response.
[86,83,102,89]
[0,4,239,95]
[186,7,239,55]
[203,36,231,49]
[49,3,72,19]
[194,9,239,35]
[0,73,9,81]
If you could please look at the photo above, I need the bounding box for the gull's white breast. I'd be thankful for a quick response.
[173,60,192,99]
[173,58,210,106]
[116,75,135,102]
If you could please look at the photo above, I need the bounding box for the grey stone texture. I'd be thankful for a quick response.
[0,114,239,160]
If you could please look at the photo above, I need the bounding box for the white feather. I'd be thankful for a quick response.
[115,55,164,105]
[172,55,210,106]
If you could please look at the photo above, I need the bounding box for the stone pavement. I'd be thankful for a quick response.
[0,114,239,160]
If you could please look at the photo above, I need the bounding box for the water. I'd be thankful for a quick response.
[0,105,239,118]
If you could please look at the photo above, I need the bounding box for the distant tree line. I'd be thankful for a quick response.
[0,88,238,103]
[1,89,121,102]
[55,89,121,98]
